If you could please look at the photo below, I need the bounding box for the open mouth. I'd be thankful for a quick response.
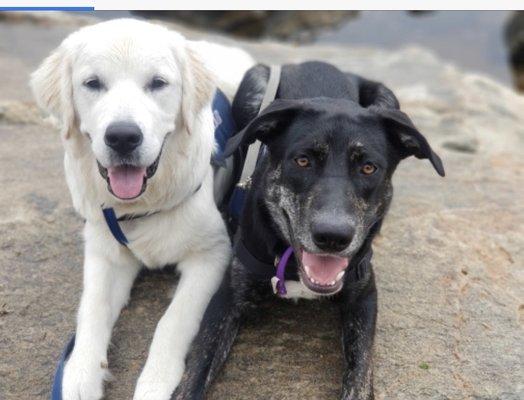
[97,153,160,200]
[297,250,349,295]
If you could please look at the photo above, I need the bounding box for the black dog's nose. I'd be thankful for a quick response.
[312,221,354,252]
[104,121,143,155]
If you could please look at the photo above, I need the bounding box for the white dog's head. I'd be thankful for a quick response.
[31,19,215,202]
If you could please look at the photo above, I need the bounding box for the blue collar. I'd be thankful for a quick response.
[101,183,200,247]
[101,207,129,246]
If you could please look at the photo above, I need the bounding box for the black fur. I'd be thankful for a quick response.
[173,61,444,400]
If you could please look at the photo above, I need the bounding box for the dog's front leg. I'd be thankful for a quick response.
[133,246,229,400]
[62,227,141,400]
[173,260,256,400]
[339,269,377,400]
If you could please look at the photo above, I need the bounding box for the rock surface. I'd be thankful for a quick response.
[0,12,522,400]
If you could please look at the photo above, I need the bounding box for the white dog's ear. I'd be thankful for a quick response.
[30,45,76,139]
[180,42,216,135]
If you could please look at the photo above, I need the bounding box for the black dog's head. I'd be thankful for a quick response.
[226,97,444,295]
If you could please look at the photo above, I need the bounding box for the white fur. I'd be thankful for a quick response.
[31,18,254,400]
[271,277,320,300]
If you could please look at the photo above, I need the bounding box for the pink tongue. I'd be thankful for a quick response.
[107,166,146,199]
[302,251,349,285]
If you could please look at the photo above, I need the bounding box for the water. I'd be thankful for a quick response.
[316,11,513,88]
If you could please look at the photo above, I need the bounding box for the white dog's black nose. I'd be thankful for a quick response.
[104,121,143,155]
[312,221,354,252]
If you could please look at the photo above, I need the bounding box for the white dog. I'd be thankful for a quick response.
[31,18,253,400]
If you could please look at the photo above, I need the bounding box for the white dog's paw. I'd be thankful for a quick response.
[133,363,184,400]
[133,383,173,400]
[62,355,109,400]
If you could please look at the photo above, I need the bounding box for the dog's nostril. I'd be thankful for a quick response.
[313,232,351,252]
[104,121,143,155]
[312,222,354,252]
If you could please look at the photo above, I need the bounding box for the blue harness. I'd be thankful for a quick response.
[50,89,242,400]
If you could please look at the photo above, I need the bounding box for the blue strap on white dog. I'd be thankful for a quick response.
[102,207,129,246]
[50,335,75,400]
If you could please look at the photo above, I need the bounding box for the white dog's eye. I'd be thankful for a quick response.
[147,76,169,91]
[83,77,104,91]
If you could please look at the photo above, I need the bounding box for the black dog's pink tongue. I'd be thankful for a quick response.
[302,251,349,285]
[108,166,146,199]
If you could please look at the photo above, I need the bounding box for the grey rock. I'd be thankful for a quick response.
[132,11,358,42]
[442,137,479,153]
[0,12,522,400]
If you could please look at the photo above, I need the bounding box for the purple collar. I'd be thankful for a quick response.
[273,246,294,296]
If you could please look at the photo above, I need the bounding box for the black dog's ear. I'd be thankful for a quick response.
[372,106,445,177]
[356,77,445,175]
[223,99,310,158]
[356,75,401,110]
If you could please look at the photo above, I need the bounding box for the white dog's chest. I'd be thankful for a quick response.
[107,192,222,269]
[116,217,190,269]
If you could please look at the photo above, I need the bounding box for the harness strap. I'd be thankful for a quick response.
[261,65,282,112]
[51,335,75,400]
[102,208,129,246]
[238,65,281,184]
[101,183,202,247]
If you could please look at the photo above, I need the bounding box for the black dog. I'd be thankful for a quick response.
[174,61,445,400]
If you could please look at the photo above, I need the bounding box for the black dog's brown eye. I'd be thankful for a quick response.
[148,77,168,91]
[295,156,310,168]
[361,162,377,175]
[83,77,103,91]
